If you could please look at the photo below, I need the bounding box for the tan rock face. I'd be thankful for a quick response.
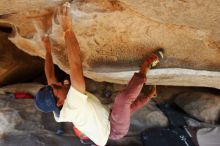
[0,0,220,88]
[175,91,220,124]
[0,32,43,86]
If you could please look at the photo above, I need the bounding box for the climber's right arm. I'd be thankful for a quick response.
[43,35,57,85]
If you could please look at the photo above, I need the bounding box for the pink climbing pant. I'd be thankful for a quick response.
[109,72,151,140]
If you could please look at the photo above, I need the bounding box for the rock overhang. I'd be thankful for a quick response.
[0,0,220,88]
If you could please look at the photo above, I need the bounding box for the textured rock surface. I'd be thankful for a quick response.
[85,69,220,89]
[0,94,42,136]
[1,0,220,88]
[0,32,43,86]
[175,91,220,124]
[129,102,168,134]
[0,108,22,137]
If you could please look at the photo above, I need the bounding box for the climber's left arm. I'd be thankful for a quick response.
[58,4,86,93]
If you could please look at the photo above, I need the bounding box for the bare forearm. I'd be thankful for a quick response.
[64,30,85,93]
[45,46,57,85]
[65,30,81,64]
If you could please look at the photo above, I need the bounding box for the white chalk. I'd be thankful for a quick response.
[63,2,71,8]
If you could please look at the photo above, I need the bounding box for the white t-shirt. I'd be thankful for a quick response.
[53,86,110,146]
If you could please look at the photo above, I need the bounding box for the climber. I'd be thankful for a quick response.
[35,3,164,146]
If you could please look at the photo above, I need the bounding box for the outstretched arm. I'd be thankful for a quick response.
[43,35,58,85]
[58,5,86,93]
[64,30,86,93]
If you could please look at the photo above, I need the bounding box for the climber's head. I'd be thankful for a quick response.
[35,83,69,117]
